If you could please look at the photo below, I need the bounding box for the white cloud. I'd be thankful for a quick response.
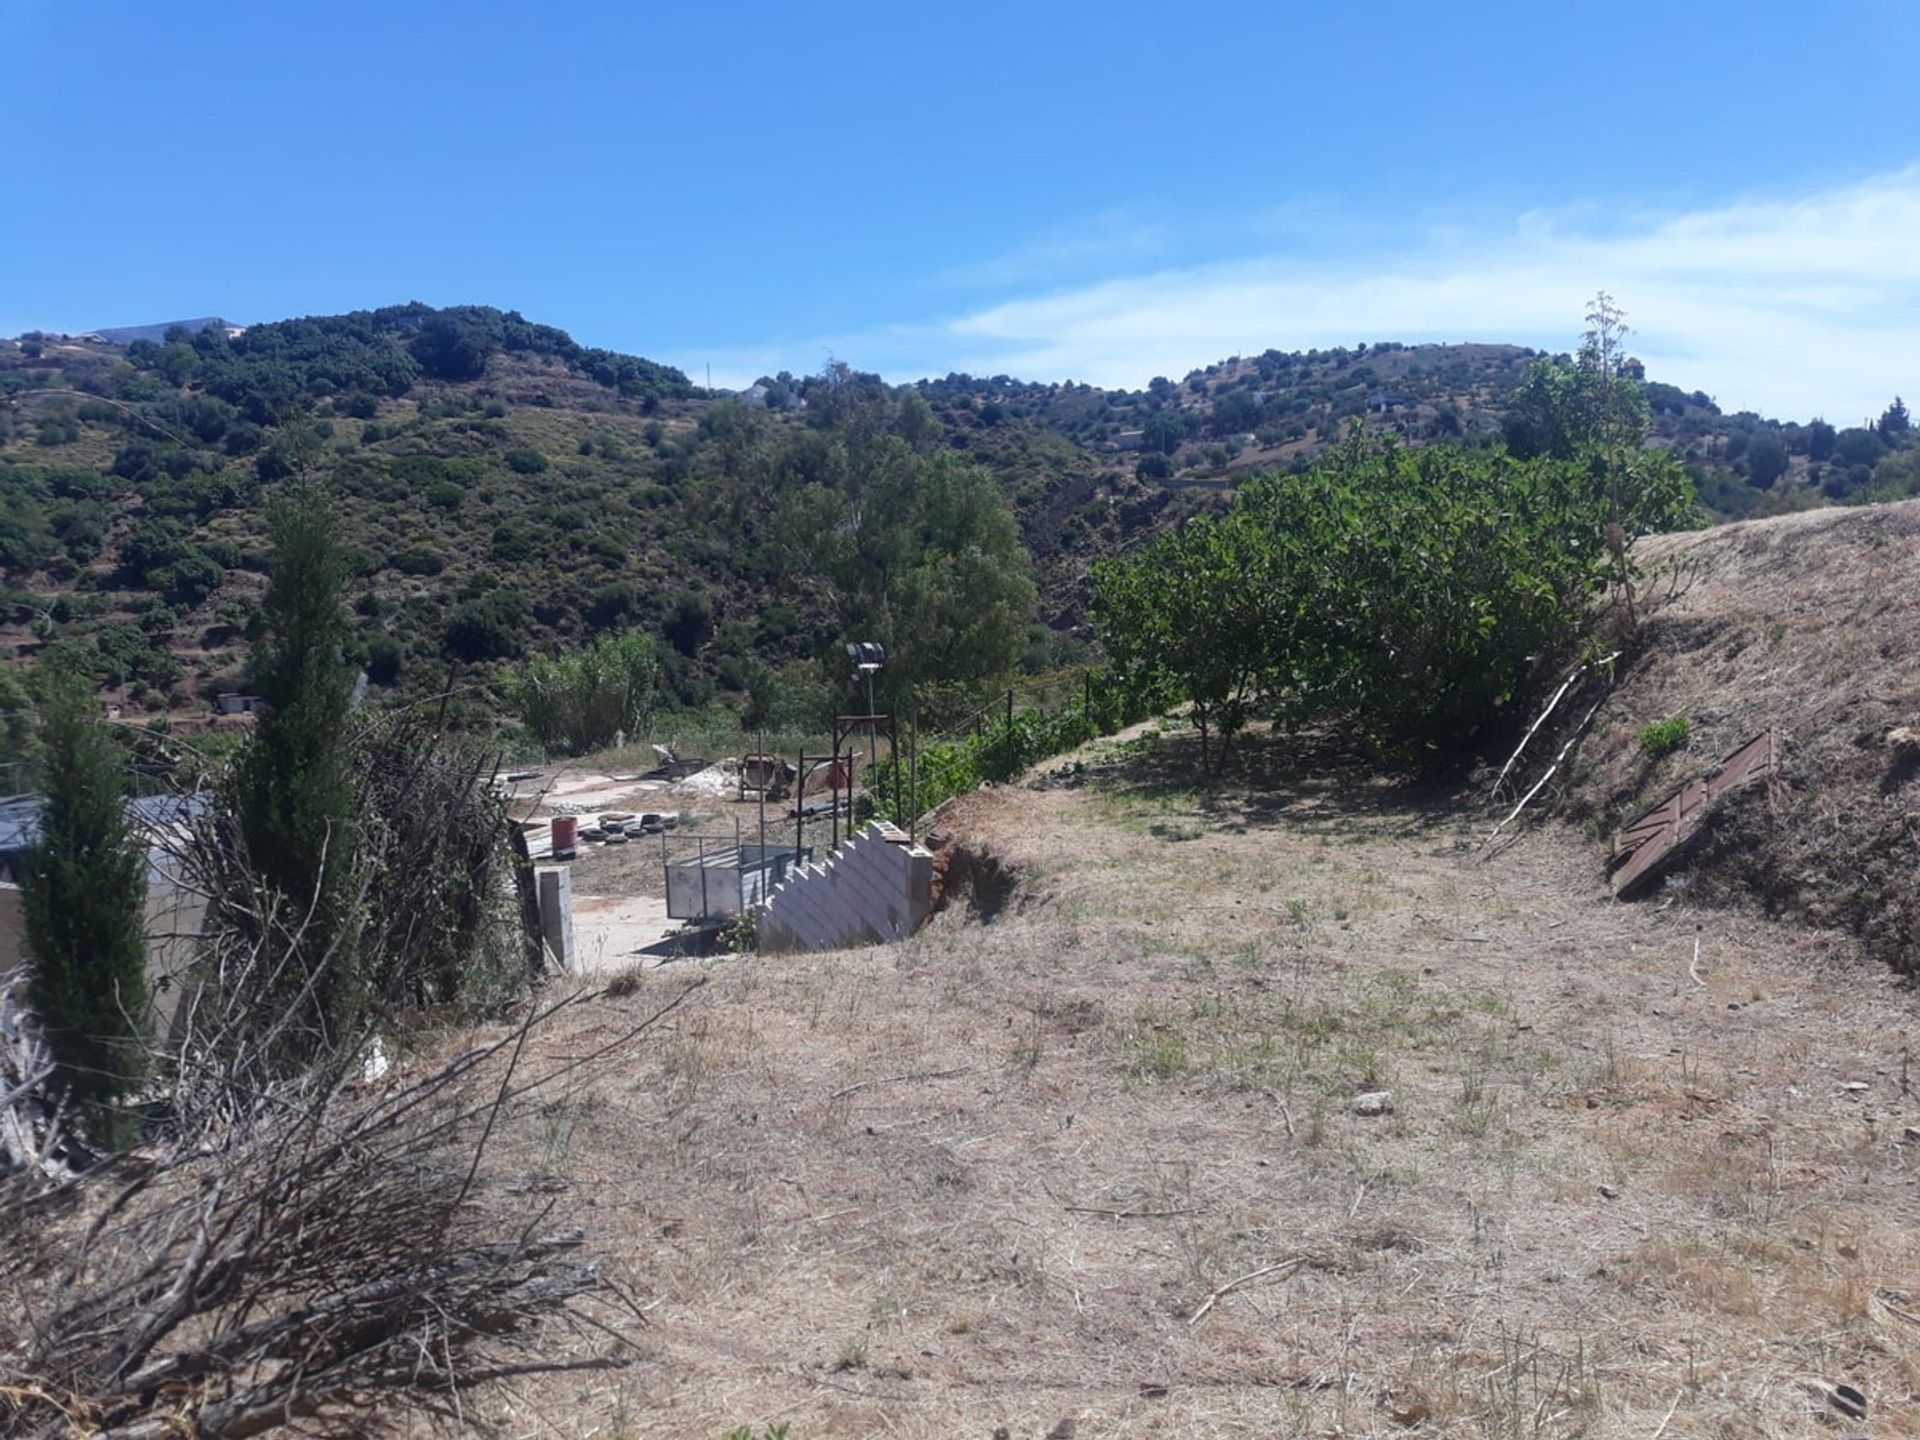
[930,208,1171,290]
[713,167,1920,420]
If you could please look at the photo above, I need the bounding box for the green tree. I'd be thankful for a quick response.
[1095,428,1695,767]
[834,451,1038,714]
[234,485,365,1055]
[1746,432,1789,488]
[1142,410,1186,455]
[443,591,528,662]
[20,674,148,1141]
[1093,509,1277,771]
[1878,396,1910,440]
[1502,295,1697,623]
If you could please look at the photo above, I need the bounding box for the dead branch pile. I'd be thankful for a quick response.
[158,711,534,1102]
[0,981,702,1438]
[0,974,92,1182]
[350,712,527,1006]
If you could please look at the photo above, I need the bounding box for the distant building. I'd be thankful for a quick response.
[213,693,269,716]
[1114,430,1146,451]
[1372,393,1417,413]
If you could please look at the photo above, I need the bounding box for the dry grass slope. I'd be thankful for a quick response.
[478,715,1920,1438]
[1573,497,1920,970]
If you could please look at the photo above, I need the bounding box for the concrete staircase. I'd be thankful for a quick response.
[758,821,935,954]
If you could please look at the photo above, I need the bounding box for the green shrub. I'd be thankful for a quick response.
[870,668,1162,823]
[390,546,446,576]
[505,447,549,475]
[443,590,528,662]
[1637,716,1691,759]
[507,630,657,755]
[366,635,405,684]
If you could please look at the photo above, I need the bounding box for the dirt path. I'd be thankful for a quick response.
[491,727,1920,1439]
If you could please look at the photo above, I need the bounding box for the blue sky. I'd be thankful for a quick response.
[3,0,1916,418]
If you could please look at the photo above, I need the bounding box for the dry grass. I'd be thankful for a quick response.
[449,702,1920,1439]
[1570,497,1920,970]
[350,494,1920,1437]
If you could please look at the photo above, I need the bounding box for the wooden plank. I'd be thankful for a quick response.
[1610,732,1778,898]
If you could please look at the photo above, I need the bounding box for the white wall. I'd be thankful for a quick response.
[758,822,933,955]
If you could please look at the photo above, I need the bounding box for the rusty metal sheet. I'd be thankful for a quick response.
[1610,732,1777,898]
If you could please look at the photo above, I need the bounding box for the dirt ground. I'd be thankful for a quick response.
[465,721,1920,1440]
[507,761,827,968]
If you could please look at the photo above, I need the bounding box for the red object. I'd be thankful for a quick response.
[550,816,578,859]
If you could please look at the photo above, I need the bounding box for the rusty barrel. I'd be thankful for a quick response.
[551,815,578,860]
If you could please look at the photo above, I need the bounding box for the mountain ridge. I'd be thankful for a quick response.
[3,304,1914,736]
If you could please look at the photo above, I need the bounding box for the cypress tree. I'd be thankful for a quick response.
[234,484,365,1056]
[20,674,148,1141]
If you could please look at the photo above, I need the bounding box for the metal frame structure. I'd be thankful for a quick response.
[829,713,902,851]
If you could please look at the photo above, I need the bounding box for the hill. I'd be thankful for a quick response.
[911,340,1919,517]
[2,305,1915,740]
[1568,497,1920,973]
[90,317,241,347]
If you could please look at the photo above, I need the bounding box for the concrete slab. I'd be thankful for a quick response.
[570,892,701,972]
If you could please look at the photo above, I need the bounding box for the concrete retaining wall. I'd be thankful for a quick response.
[758,821,933,954]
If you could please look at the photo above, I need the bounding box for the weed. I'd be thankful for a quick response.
[718,907,757,953]
[1460,1066,1487,1107]
[1458,1101,1499,1139]
[1010,1020,1045,1073]
[1637,716,1691,759]
[1480,1328,1602,1438]
[1305,1105,1327,1146]
[1123,1013,1191,1081]
[830,1336,869,1372]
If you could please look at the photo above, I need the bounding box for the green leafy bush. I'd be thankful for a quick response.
[1094,429,1698,767]
[870,669,1163,823]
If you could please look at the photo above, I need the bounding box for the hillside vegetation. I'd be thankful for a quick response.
[2,303,1914,747]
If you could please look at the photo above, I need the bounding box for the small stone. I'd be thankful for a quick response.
[1902,1126,1920,1144]
[1830,1382,1868,1420]
[1351,1091,1394,1117]
[1842,1081,1871,1093]
[1598,1184,1619,1200]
